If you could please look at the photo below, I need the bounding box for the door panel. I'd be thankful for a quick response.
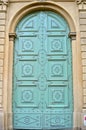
[13,11,73,129]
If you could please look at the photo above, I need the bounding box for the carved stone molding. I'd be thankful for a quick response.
[0,0,8,10]
[9,33,16,42]
[76,0,86,4]
[0,0,8,5]
[69,32,76,40]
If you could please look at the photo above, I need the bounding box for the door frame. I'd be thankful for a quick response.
[6,1,82,130]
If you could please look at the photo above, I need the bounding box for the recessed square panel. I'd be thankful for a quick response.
[47,36,67,55]
[15,36,42,55]
[48,85,69,108]
[15,60,40,80]
[15,85,39,107]
[48,58,68,80]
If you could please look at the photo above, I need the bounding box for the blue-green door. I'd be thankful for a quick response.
[13,11,73,129]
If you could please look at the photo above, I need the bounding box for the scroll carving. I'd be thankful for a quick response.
[0,0,8,5]
[76,0,86,4]
[0,0,8,9]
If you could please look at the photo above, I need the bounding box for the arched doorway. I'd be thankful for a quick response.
[12,11,73,129]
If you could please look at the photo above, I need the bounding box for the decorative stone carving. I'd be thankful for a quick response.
[9,33,16,41]
[0,0,8,10]
[76,0,86,4]
[68,32,76,40]
[0,0,8,5]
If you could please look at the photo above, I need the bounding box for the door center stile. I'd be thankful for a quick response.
[38,12,47,111]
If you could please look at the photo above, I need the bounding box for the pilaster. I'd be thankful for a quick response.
[77,0,86,109]
[0,1,7,108]
[0,1,8,130]
[0,0,8,108]
[76,0,86,129]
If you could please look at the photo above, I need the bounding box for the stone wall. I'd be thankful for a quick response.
[77,1,86,109]
[80,10,86,108]
[0,1,7,129]
[0,2,7,108]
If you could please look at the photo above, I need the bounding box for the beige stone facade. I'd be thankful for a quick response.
[0,0,86,129]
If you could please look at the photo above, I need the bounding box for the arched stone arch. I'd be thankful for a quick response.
[9,1,76,33]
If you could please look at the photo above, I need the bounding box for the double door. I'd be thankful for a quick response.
[13,11,73,129]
